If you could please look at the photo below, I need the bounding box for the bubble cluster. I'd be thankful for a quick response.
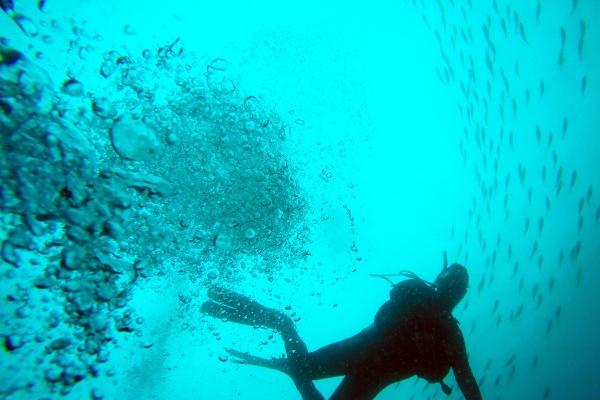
[0,12,308,398]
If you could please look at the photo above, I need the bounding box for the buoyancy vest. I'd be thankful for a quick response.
[373,278,455,396]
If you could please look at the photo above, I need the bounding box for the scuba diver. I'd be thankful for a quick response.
[201,255,483,400]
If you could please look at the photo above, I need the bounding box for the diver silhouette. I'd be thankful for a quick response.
[201,257,483,400]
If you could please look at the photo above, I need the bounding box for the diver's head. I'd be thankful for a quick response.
[434,263,468,310]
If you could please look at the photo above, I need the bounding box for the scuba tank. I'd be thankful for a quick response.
[369,251,454,396]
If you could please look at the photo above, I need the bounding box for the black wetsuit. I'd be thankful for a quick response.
[202,281,482,400]
[283,279,482,399]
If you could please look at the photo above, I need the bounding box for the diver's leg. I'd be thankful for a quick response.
[202,288,324,400]
[225,348,324,400]
[203,287,307,357]
[297,327,377,380]
[328,373,385,400]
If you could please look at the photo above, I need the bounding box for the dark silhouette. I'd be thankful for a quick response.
[201,261,482,400]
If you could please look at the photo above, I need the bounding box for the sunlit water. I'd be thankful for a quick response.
[1,0,599,399]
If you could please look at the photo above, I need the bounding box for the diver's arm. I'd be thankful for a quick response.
[451,328,483,400]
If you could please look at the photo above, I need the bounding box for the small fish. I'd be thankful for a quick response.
[549,276,555,291]
[519,278,524,292]
[570,240,581,262]
[581,76,587,96]
[531,240,538,256]
[542,166,546,182]
[570,170,577,190]
[489,42,497,60]
[556,305,562,320]
[462,298,469,311]
[508,364,516,382]
[556,166,563,184]
[485,359,493,371]
[518,163,526,183]
[578,196,585,213]
[500,67,509,91]
[546,196,551,213]
[572,0,579,13]
[525,88,530,105]
[485,51,494,75]
[540,80,545,97]
[477,374,486,387]
[559,250,564,264]
[505,354,516,366]
[515,303,523,317]
[558,48,565,66]
[586,186,592,203]
[556,180,563,197]
[536,0,541,23]
[481,23,489,40]
[539,216,544,233]
[578,19,586,57]
[478,275,485,293]
[560,27,567,47]
[519,22,528,44]
[545,320,553,336]
[547,131,553,148]
[536,126,541,144]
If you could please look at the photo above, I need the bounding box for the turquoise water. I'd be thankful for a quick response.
[1,0,599,399]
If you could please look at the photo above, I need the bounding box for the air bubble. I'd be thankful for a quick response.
[110,114,160,160]
[244,228,257,239]
[206,268,219,280]
[13,14,39,37]
[62,79,84,96]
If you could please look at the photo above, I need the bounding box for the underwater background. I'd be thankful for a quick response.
[1,0,599,399]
